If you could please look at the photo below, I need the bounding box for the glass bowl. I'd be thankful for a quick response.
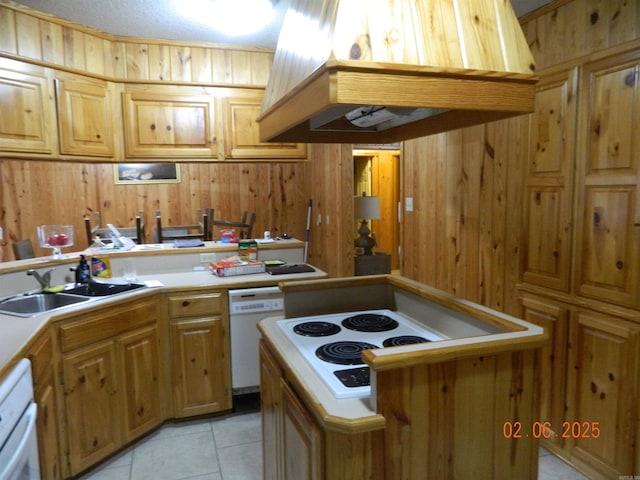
[36,225,74,258]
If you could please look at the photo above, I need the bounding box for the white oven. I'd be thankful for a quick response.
[0,359,40,480]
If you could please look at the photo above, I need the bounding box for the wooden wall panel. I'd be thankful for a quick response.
[0,159,307,259]
[0,2,274,86]
[302,144,354,277]
[521,0,640,72]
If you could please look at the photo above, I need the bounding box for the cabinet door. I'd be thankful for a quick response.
[522,68,577,291]
[122,85,218,158]
[574,52,640,307]
[260,341,284,480]
[0,58,55,154]
[171,316,231,417]
[221,88,307,159]
[27,328,62,480]
[36,368,62,480]
[62,340,121,475]
[54,75,116,157]
[566,311,640,477]
[118,324,162,442]
[520,295,569,449]
[281,380,323,480]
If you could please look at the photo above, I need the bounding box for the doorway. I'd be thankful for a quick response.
[353,148,401,271]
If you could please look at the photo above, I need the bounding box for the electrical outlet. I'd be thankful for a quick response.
[200,253,217,263]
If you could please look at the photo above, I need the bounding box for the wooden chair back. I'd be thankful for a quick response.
[12,239,35,260]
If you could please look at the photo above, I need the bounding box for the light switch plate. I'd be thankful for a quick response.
[405,197,414,212]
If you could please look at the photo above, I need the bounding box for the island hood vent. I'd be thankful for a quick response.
[258,0,538,144]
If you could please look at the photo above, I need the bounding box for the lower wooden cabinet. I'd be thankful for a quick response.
[521,295,570,448]
[260,341,323,480]
[520,292,640,478]
[62,339,121,473]
[15,287,237,478]
[58,297,162,476]
[281,380,323,480]
[168,290,231,417]
[26,327,62,480]
[566,310,640,478]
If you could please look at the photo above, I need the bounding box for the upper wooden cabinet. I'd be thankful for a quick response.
[574,51,640,308]
[0,58,56,155]
[54,74,117,157]
[220,88,306,159]
[122,84,218,159]
[522,67,578,292]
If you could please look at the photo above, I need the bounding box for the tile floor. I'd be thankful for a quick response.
[78,397,589,480]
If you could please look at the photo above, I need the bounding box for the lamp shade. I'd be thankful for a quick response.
[354,196,380,220]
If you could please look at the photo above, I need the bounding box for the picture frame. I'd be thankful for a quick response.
[114,163,181,184]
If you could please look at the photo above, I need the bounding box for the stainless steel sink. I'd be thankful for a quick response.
[0,293,90,317]
[63,281,146,297]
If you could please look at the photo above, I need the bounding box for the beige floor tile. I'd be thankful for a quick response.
[217,441,262,480]
[538,452,588,479]
[77,465,131,480]
[130,431,219,480]
[211,411,262,448]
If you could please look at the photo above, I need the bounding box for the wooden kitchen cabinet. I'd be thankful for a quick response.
[54,73,118,158]
[520,294,570,450]
[26,327,62,480]
[260,340,284,480]
[0,57,56,155]
[122,84,218,158]
[566,310,640,478]
[281,380,324,480]
[168,290,231,417]
[220,88,307,159]
[260,341,323,480]
[58,297,162,476]
[522,67,577,292]
[574,51,640,308]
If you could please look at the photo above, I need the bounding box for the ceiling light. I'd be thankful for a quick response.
[180,0,275,36]
[210,0,274,36]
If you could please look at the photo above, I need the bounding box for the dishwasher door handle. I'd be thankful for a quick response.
[228,286,282,298]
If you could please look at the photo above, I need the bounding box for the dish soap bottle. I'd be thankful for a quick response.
[75,254,91,284]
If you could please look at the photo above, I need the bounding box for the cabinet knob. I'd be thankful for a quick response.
[150,123,156,131]
[182,300,190,307]
[166,125,172,131]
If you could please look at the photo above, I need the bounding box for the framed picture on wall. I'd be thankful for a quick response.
[114,163,181,184]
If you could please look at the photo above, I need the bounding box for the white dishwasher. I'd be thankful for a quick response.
[228,287,284,394]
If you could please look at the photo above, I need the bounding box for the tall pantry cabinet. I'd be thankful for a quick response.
[520,49,640,479]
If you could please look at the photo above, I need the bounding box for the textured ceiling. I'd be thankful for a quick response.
[12,0,551,49]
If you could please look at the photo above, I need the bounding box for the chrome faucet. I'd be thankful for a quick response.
[27,269,55,290]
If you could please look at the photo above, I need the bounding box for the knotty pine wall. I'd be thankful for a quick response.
[398,0,640,316]
[1,159,308,257]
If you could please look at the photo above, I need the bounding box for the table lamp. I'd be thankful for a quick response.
[354,195,380,255]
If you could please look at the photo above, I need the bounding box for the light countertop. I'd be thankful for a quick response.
[0,238,326,376]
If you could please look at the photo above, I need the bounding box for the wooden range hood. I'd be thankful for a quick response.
[258,0,538,144]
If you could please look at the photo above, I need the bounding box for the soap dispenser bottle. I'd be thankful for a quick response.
[75,254,91,284]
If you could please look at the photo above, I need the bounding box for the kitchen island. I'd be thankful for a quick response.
[258,275,548,480]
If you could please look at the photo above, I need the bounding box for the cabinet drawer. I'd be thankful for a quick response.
[59,299,158,352]
[168,292,223,318]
